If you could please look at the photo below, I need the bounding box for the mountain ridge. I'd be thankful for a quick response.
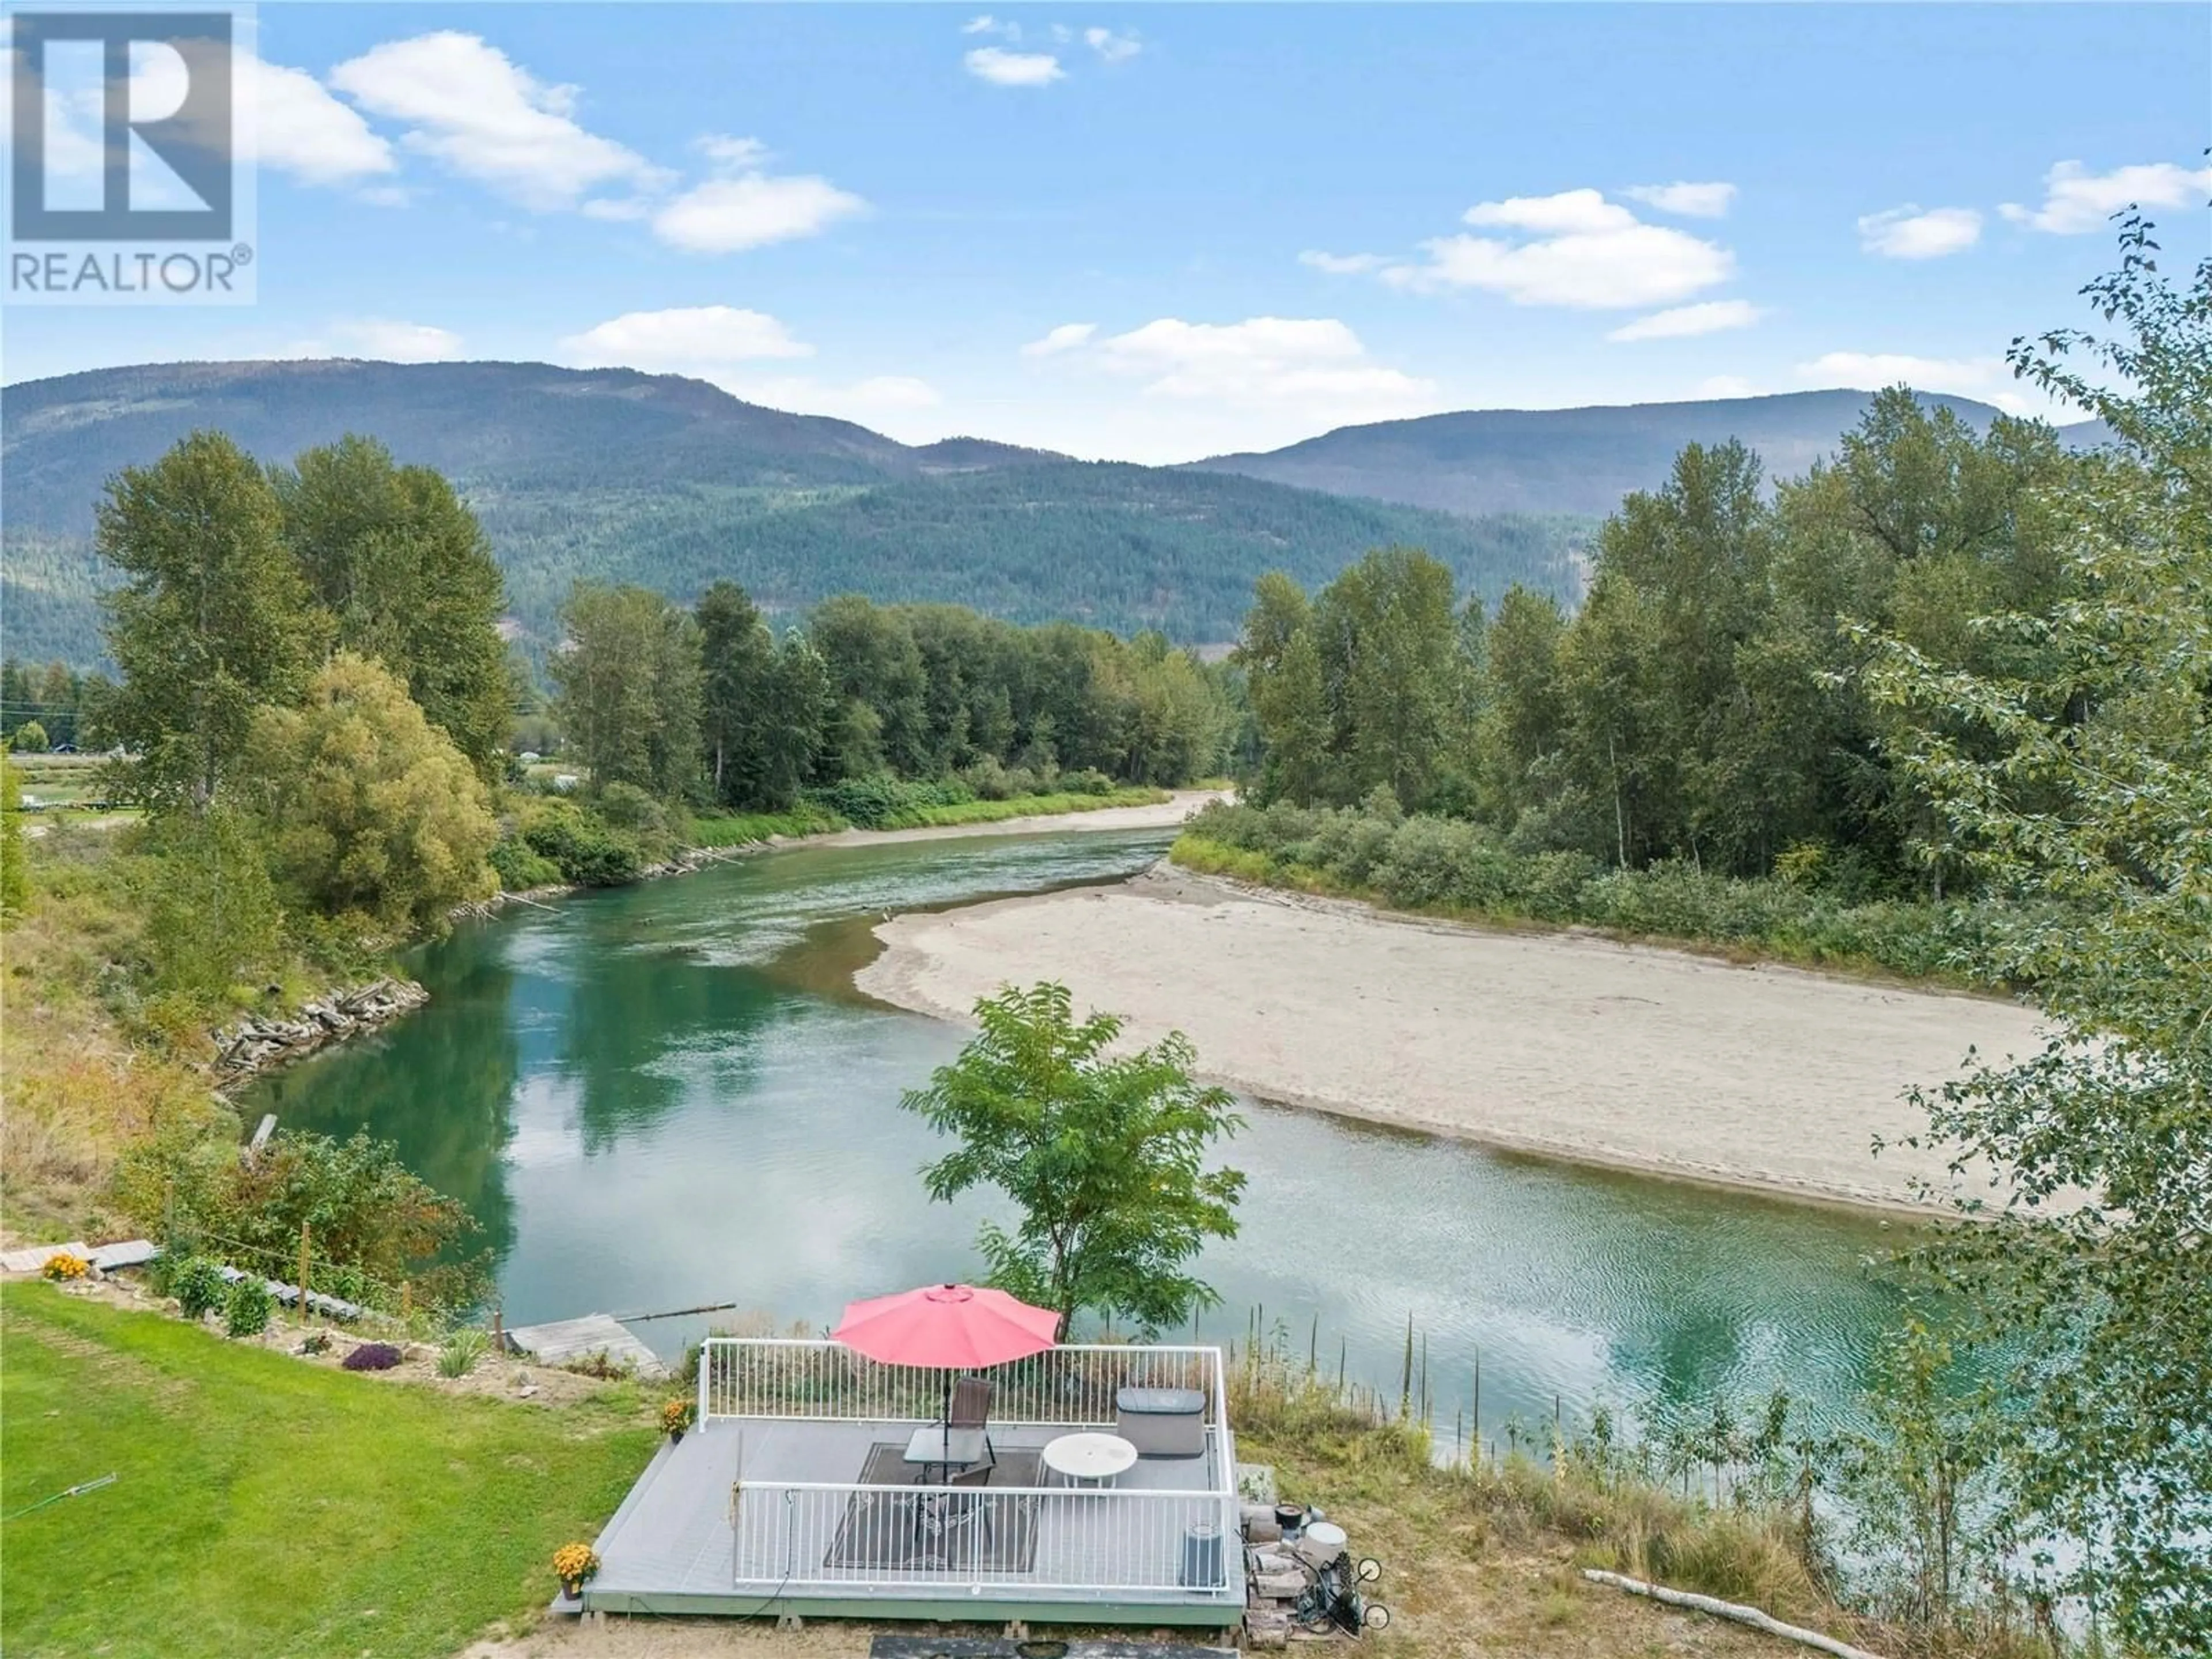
[2,362,2114,669]
[1187,389,2112,518]
[0,359,1582,667]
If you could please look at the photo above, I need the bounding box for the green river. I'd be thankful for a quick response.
[246,825,1906,1447]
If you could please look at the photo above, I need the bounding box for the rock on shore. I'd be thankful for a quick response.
[214,979,430,1082]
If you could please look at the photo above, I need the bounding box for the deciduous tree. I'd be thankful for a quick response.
[244,652,498,931]
[97,431,325,811]
[550,583,701,802]
[276,436,513,781]
[902,981,1245,1336]
[1868,224,2212,1652]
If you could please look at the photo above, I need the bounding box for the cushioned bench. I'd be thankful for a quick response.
[1114,1385,1207,1459]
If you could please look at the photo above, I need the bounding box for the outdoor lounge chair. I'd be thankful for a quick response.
[948,1375,998,1472]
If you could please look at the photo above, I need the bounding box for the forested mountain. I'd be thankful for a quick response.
[1191,389,2113,517]
[1,360,1584,666]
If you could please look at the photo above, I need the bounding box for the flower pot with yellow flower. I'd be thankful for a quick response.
[661,1397,696,1444]
[552,1541,599,1601]
[41,1252,91,1283]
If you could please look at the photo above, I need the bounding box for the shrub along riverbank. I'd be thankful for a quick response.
[1173,797,2021,988]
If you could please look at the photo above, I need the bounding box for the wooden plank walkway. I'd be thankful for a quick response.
[0,1241,92,1273]
[507,1313,667,1378]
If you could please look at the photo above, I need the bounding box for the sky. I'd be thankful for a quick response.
[5,3,2208,463]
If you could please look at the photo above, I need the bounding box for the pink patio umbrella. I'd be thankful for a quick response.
[831,1282,1059,1370]
[834,1284,1059,1457]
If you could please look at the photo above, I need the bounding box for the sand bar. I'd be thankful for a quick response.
[857,866,2048,1211]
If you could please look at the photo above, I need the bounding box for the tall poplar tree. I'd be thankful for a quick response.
[276,435,512,781]
[97,431,325,812]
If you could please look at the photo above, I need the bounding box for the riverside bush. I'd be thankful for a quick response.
[517,801,643,887]
[1177,800,2008,985]
[171,1256,228,1320]
[488,834,562,891]
[808,775,974,830]
[223,1277,272,1338]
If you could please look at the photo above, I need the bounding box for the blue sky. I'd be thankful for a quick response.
[7,3,2208,461]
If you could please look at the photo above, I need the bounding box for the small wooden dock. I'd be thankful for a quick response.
[506,1313,667,1378]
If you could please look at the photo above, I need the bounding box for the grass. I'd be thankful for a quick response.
[0,1285,656,1659]
[685,785,1171,847]
[880,784,1168,828]
[0,823,237,1238]
[685,801,846,847]
[1227,1368,1857,1659]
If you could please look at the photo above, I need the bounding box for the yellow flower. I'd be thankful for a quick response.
[42,1252,90,1282]
[552,1542,600,1585]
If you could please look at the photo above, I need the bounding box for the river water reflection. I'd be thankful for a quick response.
[247,827,1904,1445]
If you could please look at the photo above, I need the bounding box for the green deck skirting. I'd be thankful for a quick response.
[580,1588,1241,1626]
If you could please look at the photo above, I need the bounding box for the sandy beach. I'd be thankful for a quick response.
[857,865,2048,1211]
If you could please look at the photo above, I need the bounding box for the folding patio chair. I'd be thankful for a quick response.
[947,1374,998,1472]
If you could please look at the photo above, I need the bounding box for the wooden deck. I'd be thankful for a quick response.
[585,1416,1241,1624]
[507,1313,667,1378]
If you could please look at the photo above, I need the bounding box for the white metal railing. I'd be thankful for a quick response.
[732,1479,1240,1600]
[702,1339,1239,1602]
[699,1338,1223,1430]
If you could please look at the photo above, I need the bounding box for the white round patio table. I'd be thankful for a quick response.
[1041,1431,1139,1488]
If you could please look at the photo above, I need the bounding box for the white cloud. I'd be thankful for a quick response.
[1796,350,2062,417]
[1999,159,2212,234]
[696,134,770,172]
[559,306,815,369]
[1463,188,1637,235]
[961,14,1005,34]
[653,171,867,253]
[243,53,397,184]
[1858,204,1982,259]
[1298,250,1387,275]
[1624,181,1737,219]
[1084,28,1142,63]
[329,319,465,362]
[28,42,393,188]
[1081,316,1438,421]
[330,32,667,210]
[1381,188,1734,308]
[965,47,1065,86]
[1695,375,1758,400]
[554,308,939,437]
[1607,300,1763,342]
[565,133,862,250]
[1022,323,1098,357]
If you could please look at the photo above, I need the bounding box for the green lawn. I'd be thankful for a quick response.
[0,1287,657,1659]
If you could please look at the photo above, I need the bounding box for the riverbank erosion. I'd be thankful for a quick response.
[857,865,2048,1210]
